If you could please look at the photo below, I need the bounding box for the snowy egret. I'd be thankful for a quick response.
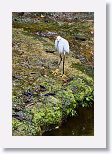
[55,36,69,74]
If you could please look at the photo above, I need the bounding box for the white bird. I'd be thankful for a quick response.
[55,36,69,74]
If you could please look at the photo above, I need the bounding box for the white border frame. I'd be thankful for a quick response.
[0,0,106,148]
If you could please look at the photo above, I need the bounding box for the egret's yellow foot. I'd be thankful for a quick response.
[52,69,60,76]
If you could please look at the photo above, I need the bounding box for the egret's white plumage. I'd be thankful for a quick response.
[55,36,69,74]
[55,36,69,54]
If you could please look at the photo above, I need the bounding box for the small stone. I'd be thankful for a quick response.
[55,126,59,129]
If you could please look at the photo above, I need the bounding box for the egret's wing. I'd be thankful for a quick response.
[63,39,69,53]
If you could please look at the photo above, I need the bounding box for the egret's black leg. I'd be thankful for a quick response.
[58,54,62,66]
[63,55,65,74]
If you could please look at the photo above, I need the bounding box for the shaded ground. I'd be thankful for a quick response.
[12,12,94,136]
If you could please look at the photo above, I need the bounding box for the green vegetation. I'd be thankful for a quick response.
[12,13,94,136]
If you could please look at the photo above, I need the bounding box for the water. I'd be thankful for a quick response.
[43,105,94,136]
